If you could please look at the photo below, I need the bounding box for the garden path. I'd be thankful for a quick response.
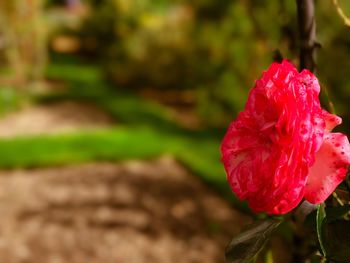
[0,101,250,262]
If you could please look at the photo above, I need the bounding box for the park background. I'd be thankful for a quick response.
[0,0,349,262]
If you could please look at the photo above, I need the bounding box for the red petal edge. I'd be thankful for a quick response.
[304,132,350,203]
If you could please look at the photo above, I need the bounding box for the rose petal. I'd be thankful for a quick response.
[322,110,342,131]
[304,133,350,204]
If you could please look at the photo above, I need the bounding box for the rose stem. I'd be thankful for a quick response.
[296,0,317,73]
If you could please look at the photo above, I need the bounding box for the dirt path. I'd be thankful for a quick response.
[0,156,249,263]
[0,100,251,262]
[0,101,114,138]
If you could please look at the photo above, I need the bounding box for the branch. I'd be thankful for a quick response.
[296,0,317,72]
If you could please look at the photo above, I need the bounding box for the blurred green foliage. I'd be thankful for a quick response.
[0,0,47,89]
[47,0,348,129]
[67,0,297,125]
[1,0,349,128]
[0,87,21,115]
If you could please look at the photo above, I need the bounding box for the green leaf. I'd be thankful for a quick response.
[225,218,282,263]
[316,204,350,262]
[316,203,326,257]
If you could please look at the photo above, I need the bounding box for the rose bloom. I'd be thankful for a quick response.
[221,60,350,214]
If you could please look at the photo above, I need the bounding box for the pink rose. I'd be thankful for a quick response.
[221,60,350,214]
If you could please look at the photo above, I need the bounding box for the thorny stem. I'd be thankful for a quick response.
[296,0,317,72]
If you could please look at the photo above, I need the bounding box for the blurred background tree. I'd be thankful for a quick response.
[0,0,47,90]
[40,0,350,128]
[0,0,348,128]
[0,0,350,126]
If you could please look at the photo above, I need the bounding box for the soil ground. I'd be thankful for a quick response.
[0,102,250,263]
[0,101,114,138]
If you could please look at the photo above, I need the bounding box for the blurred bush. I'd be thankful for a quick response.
[0,0,47,90]
[316,1,350,127]
[3,0,350,129]
[69,0,298,126]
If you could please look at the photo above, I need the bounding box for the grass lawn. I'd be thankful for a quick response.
[0,125,244,208]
